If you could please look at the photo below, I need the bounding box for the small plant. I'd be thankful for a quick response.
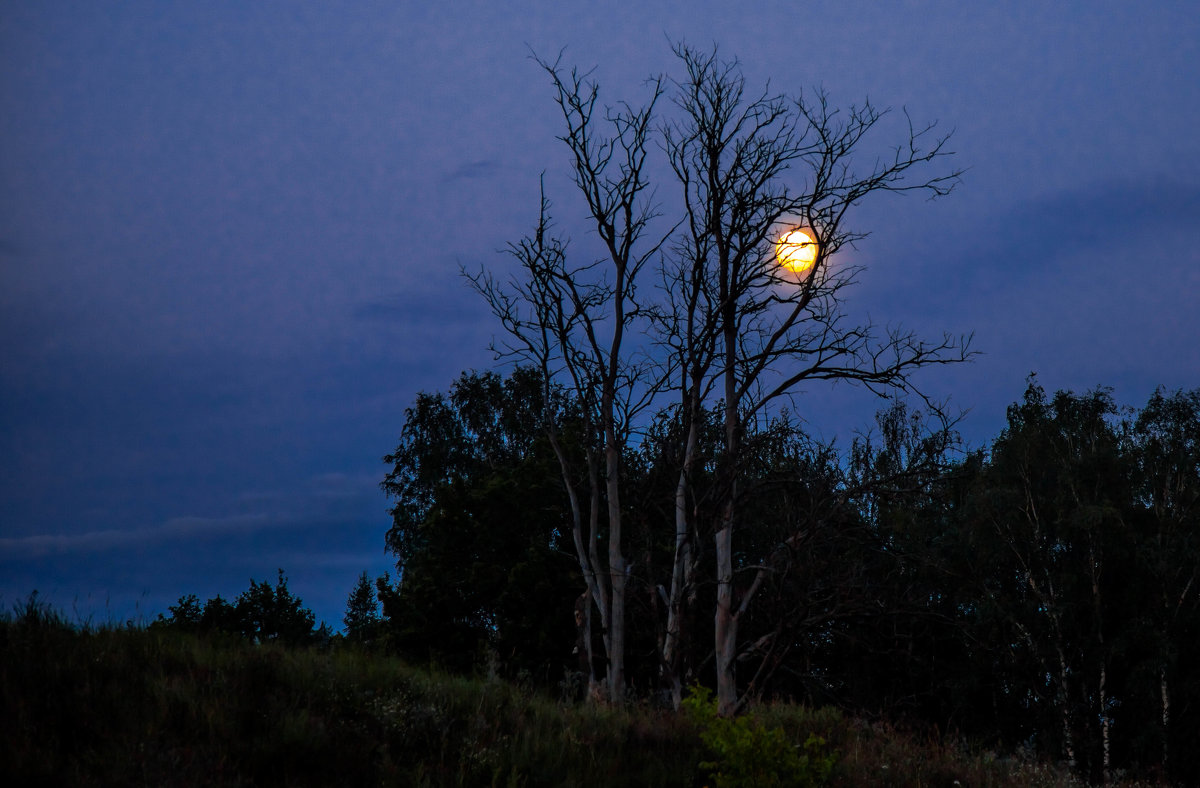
[682,685,836,788]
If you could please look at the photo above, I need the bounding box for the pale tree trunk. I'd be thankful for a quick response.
[714,502,738,715]
[1099,663,1110,783]
[1057,645,1077,769]
[601,247,630,704]
[662,413,699,708]
[661,243,711,709]
[715,317,740,716]
[573,589,596,690]
[586,451,612,692]
[605,433,626,703]
[1089,537,1110,783]
[1160,665,1170,774]
[548,426,610,697]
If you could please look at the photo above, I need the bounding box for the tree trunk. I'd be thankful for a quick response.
[606,435,626,703]
[1160,665,1170,775]
[715,311,740,716]
[663,410,699,708]
[1057,645,1077,768]
[549,427,610,700]
[574,589,598,693]
[1099,662,1111,783]
[714,502,738,715]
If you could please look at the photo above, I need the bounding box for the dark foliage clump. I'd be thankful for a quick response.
[152,569,324,646]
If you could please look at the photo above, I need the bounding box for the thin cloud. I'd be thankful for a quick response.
[270,550,392,570]
[351,294,411,322]
[1,470,383,559]
[0,514,274,558]
[447,159,501,181]
[975,178,1200,276]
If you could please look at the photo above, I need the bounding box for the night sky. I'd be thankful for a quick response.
[3,2,1198,630]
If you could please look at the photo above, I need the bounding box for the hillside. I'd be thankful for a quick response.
[1,600,1119,787]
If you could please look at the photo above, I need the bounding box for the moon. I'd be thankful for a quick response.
[776,227,818,274]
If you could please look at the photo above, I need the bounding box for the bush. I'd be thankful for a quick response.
[682,685,836,788]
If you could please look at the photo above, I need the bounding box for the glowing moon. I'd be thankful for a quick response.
[776,227,818,274]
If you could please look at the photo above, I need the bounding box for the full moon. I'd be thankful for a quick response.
[776,227,818,274]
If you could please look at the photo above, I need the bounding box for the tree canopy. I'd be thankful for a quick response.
[372,40,1199,785]
[379,369,1200,783]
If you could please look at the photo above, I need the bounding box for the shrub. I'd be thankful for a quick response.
[682,685,836,788]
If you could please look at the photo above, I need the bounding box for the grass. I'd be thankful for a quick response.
[0,596,1148,787]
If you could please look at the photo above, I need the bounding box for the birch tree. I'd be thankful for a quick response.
[1132,388,1200,777]
[467,56,667,703]
[661,43,968,714]
[471,43,968,710]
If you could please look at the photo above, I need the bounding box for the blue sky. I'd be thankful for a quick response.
[2,1,1198,629]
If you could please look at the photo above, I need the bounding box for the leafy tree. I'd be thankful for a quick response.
[154,572,321,647]
[1128,387,1200,779]
[958,381,1137,780]
[739,401,966,717]
[200,595,240,634]
[342,571,382,643]
[375,367,1200,783]
[234,570,318,645]
[380,369,581,678]
[152,593,203,632]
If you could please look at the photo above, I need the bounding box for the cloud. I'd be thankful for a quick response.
[861,176,1200,319]
[351,278,473,323]
[447,159,501,181]
[351,294,412,322]
[0,514,275,558]
[269,550,391,570]
[966,178,1200,279]
[0,470,384,559]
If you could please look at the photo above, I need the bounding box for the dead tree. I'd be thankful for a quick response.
[471,43,969,713]
[467,55,667,704]
[661,43,969,715]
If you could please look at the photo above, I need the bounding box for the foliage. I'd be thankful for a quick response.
[683,685,835,788]
[237,569,319,644]
[343,571,382,643]
[153,570,321,646]
[379,368,582,679]
[163,593,203,631]
[381,368,1200,783]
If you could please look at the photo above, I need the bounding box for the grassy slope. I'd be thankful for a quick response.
[1,610,1108,787]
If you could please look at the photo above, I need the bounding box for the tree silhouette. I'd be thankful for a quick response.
[380,369,581,677]
[154,571,321,646]
[470,42,969,712]
[343,571,381,643]
[234,570,318,645]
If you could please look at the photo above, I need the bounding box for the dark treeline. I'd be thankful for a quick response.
[377,367,1200,785]
[153,569,330,646]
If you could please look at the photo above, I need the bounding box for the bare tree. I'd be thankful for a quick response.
[467,54,667,703]
[471,43,970,712]
[660,43,970,715]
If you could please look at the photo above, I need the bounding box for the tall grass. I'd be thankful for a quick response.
[1,595,1132,786]
[1,596,697,786]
